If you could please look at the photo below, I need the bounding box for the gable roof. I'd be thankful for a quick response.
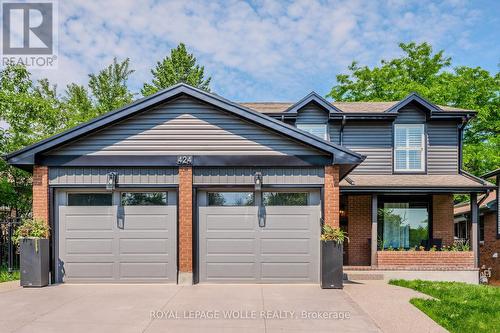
[384,92,440,113]
[284,92,342,114]
[240,93,476,116]
[4,83,364,168]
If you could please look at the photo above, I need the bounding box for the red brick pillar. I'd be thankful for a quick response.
[324,165,340,228]
[347,195,372,265]
[178,166,193,284]
[32,165,49,224]
[432,194,455,247]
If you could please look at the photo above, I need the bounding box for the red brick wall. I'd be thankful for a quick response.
[377,251,475,268]
[347,195,371,266]
[432,194,454,246]
[32,165,49,224]
[324,165,339,228]
[178,166,193,273]
[480,212,500,281]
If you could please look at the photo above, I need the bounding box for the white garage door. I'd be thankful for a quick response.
[57,191,177,283]
[198,190,321,283]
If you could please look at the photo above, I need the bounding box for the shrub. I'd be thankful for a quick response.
[320,224,349,243]
[12,219,50,245]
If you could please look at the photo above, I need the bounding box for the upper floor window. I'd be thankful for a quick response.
[296,124,328,140]
[394,124,425,172]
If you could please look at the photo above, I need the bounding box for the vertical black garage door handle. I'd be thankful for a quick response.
[258,206,266,227]
[117,216,124,229]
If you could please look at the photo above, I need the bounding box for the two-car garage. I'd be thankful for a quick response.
[52,167,323,284]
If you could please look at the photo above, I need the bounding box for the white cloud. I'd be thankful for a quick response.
[24,0,484,101]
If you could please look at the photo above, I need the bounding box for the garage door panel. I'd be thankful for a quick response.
[122,216,169,230]
[119,238,169,254]
[119,262,169,279]
[206,263,257,280]
[207,238,255,254]
[64,262,114,279]
[205,216,256,231]
[58,194,177,283]
[264,212,311,230]
[199,193,320,283]
[66,238,113,254]
[260,238,310,254]
[65,216,114,231]
[261,263,312,280]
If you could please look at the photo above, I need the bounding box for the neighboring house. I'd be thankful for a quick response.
[3,84,494,285]
[454,169,500,282]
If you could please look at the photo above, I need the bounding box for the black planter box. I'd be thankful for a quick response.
[20,238,49,287]
[321,240,343,289]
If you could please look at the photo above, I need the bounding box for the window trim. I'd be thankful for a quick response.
[120,191,168,206]
[262,191,309,206]
[66,192,113,206]
[207,191,255,207]
[377,195,431,250]
[393,124,426,172]
[296,123,328,140]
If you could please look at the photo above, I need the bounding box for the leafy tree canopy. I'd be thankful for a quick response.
[142,43,211,96]
[0,58,134,217]
[327,42,500,176]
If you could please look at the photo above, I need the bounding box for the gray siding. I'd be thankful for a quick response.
[342,122,393,174]
[329,123,341,145]
[295,103,328,124]
[394,105,427,123]
[193,167,324,185]
[51,96,323,157]
[49,167,178,185]
[427,121,459,174]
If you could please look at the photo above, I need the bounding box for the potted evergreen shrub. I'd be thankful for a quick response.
[13,219,50,287]
[320,224,348,289]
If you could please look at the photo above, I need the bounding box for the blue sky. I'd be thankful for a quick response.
[30,0,500,102]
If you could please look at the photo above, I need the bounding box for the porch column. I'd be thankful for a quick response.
[470,192,479,268]
[178,166,193,284]
[371,194,378,266]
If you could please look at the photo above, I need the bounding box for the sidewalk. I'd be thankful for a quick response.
[343,280,448,333]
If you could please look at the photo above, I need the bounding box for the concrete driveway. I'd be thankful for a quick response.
[0,283,381,333]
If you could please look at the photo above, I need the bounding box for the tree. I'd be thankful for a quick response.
[88,57,134,113]
[327,42,500,176]
[62,57,134,127]
[142,43,211,96]
[0,58,135,217]
[0,64,64,217]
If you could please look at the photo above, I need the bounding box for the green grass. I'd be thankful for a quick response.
[389,279,500,333]
[0,267,20,283]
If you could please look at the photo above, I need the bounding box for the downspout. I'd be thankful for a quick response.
[339,115,346,145]
[458,115,471,174]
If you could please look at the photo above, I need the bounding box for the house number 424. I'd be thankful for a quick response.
[177,155,193,165]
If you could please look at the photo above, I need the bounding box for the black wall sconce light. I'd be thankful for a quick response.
[106,172,117,190]
[254,172,262,191]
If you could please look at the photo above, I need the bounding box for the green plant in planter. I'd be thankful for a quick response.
[12,219,50,245]
[320,225,349,243]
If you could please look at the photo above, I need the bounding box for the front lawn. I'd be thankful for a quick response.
[390,279,500,333]
[0,266,20,283]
